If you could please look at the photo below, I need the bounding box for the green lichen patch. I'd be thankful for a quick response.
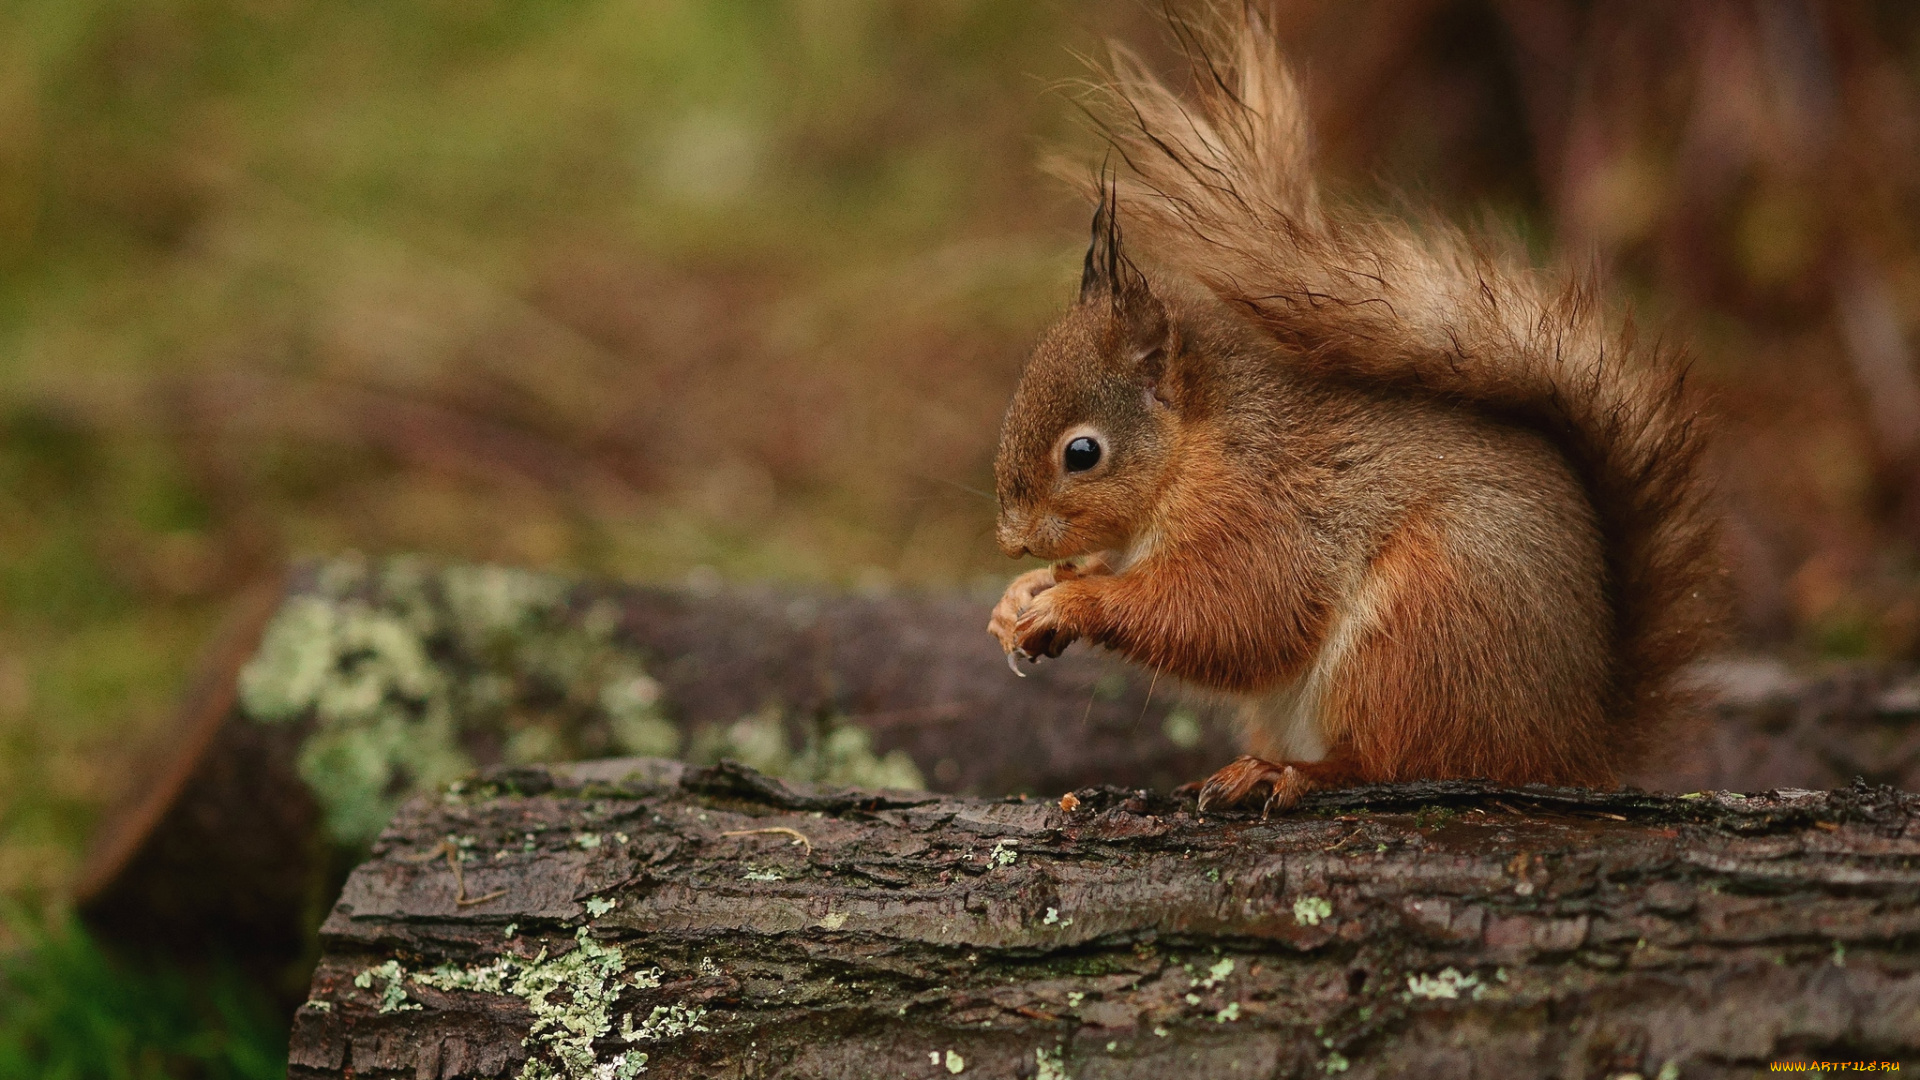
[236,557,679,845]
[1403,968,1482,1002]
[1292,897,1333,927]
[413,957,516,995]
[1198,958,1234,988]
[402,927,707,1080]
[513,929,634,1080]
[622,1002,709,1042]
[237,558,930,847]
[689,706,923,791]
[352,960,420,1014]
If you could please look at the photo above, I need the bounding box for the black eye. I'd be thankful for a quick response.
[1063,436,1102,473]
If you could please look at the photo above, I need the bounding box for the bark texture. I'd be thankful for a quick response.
[291,758,1920,1079]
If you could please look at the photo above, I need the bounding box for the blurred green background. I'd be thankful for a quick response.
[7,0,1920,1072]
[0,0,1130,910]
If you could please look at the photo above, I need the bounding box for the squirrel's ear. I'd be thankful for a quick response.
[1079,178,1151,306]
[1080,179,1169,381]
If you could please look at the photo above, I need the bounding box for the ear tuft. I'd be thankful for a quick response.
[1080,171,1170,382]
[1079,171,1151,305]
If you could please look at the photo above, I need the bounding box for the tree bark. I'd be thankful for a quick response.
[290,758,1920,1079]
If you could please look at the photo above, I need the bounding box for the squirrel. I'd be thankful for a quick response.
[986,10,1721,813]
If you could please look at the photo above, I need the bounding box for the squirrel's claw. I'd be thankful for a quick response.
[1011,597,1076,660]
[1195,756,1306,815]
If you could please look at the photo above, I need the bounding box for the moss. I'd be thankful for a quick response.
[1054,955,1130,978]
[0,915,288,1080]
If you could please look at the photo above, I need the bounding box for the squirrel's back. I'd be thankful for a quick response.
[1075,10,1721,769]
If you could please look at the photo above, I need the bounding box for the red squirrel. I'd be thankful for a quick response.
[986,11,1720,813]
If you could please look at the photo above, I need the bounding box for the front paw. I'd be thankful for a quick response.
[1010,587,1080,659]
[988,566,1057,655]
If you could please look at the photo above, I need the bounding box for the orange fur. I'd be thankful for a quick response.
[1324,509,1615,789]
[987,5,1722,809]
[1027,436,1334,690]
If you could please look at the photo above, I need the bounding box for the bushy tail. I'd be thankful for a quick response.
[1076,9,1722,745]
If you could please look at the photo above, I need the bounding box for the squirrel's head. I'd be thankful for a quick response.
[994,190,1187,562]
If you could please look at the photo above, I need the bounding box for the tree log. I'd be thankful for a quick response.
[74,559,1229,989]
[290,758,1920,1079]
[73,559,1920,1001]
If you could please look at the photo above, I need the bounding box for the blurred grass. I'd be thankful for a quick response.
[0,912,285,1080]
[0,5,1135,1067]
[0,0,1146,907]
[0,4,1164,1068]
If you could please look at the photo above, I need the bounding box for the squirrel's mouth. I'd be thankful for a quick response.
[998,513,1110,562]
[997,510,1069,560]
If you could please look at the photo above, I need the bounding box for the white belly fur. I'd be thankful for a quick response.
[1234,565,1387,763]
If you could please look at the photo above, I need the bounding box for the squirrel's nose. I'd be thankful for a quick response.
[995,516,1030,560]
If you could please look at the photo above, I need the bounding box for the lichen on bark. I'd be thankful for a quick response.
[236,556,680,844]
[233,557,921,846]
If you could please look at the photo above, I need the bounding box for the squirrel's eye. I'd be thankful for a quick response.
[1063,436,1102,473]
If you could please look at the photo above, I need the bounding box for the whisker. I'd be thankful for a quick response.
[913,472,997,504]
